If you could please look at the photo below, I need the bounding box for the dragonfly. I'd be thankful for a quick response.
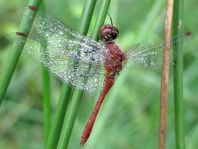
[11,7,189,147]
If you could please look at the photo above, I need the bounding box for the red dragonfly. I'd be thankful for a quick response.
[12,9,187,146]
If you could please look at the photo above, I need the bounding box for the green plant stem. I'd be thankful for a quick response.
[172,0,185,148]
[57,89,83,149]
[0,0,41,106]
[43,68,51,147]
[91,0,111,40]
[57,0,111,148]
[39,1,52,147]
[79,0,98,34]
[46,85,73,149]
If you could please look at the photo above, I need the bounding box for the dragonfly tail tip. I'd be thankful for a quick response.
[80,140,85,147]
[80,136,88,147]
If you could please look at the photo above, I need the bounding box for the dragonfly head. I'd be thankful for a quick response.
[100,25,119,43]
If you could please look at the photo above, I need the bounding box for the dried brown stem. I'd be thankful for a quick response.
[159,0,174,149]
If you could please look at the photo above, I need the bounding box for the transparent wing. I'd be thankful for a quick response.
[29,10,111,65]
[13,11,110,92]
[125,33,191,69]
[125,43,162,69]
[21,35,106,92]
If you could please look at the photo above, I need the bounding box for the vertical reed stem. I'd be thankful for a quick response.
[43,68,51,147]
[39,1,52,147]
[46,85,73,149]
[159,0,174,148]
[172,0,185,148]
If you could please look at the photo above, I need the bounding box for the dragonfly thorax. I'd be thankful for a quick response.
[100,25,119,43]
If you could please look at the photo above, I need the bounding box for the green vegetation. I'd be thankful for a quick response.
[0,0,41,105]
[172,0,185,148]
[40,2,52,147]
[0,0,197,149]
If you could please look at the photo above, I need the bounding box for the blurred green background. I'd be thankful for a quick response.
[0,0,198,149]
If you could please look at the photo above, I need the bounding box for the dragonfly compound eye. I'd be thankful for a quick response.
[100,25,119,43]
[110,32,118,40]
